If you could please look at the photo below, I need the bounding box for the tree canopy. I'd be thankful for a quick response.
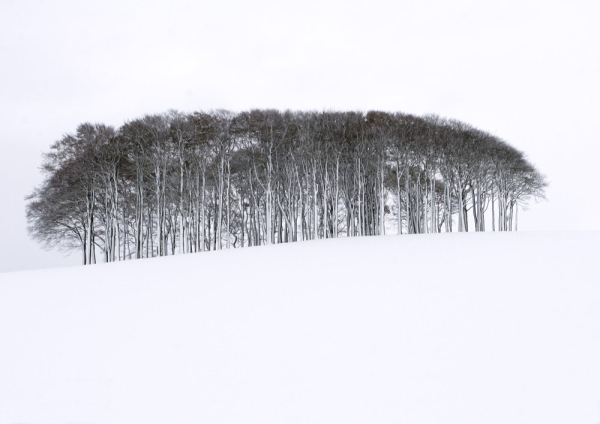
[27,109,546,264]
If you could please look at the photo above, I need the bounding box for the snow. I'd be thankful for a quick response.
[1,231,599,424]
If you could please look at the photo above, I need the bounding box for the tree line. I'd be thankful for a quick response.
[26,109,546,264]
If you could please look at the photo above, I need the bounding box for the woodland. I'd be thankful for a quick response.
[26,109,546,264]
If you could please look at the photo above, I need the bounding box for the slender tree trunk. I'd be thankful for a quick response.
[491,184,496,232]
[226,160,231,249]
[457,179,464,233]
[334,158,339,238]
[405,166,411,234]
[312,162,318,240]
[380,160,385,236]
[217,156,224,250]
[396,161,402,235]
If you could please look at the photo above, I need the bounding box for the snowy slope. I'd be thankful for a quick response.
[1,232,599,424]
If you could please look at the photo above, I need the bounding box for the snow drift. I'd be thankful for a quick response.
[1,232,599,424]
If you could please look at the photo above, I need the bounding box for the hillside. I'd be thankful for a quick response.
[1,232,599,424]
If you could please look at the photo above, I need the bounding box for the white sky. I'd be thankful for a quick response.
[1,0,598,272]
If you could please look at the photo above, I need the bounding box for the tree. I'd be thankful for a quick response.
[28,109,547,265]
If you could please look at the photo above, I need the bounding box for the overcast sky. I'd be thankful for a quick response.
[1,0,598,272]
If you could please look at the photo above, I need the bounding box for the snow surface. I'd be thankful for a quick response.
[1,232,599,424]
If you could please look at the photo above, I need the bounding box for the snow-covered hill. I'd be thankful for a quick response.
[1,232,599,424]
